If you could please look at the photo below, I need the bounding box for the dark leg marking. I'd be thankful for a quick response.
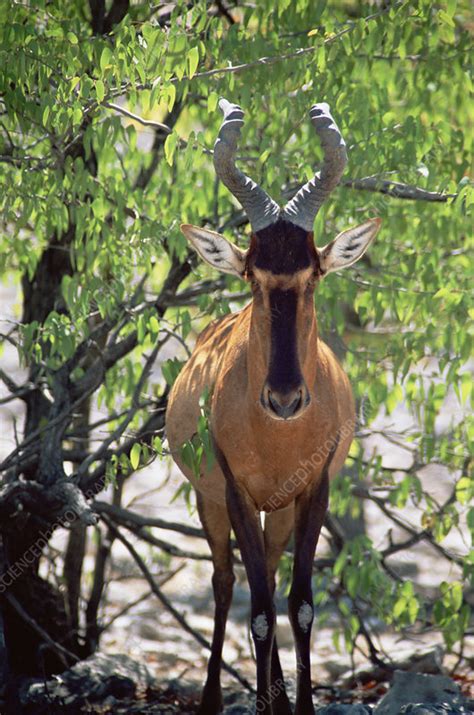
[288,440,338,715]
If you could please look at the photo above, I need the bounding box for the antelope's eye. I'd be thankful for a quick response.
[247,271,259,289]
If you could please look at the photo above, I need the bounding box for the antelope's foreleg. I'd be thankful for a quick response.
[196,494,234,715]
[215,447,276,715]
[288,471,329,715]
[264,506,295,715]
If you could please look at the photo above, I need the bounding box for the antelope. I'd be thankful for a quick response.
[166,99,381,715]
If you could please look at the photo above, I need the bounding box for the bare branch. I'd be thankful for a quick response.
[99,588,153,635]
[342,177,457,202]
[86,480,124,650]
[284,175,459,205]
[104,102,172,134]
[0,369,35,405]
[93,501,205,539]
[114,519,213,562]
[0,368,21,394]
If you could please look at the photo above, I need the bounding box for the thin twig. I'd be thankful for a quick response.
[104,102,172,133]
[99,588,153,635]
[100,563,187,634]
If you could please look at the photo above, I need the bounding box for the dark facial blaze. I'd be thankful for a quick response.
[267,288,301,394]
[249,219,316,419]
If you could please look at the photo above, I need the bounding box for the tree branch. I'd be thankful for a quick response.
[342,177,457,202]
[0,479,97,526]
[113,519,213,562]
[104,102,172,134]
[93,501,205,539]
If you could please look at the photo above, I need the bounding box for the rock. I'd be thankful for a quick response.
[336,646,445,689]
[373,671,469,715]
[316,705,372,714]
[400,705,468,714]
[21,652,155,709]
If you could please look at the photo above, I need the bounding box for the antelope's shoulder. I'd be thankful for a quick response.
[195,310,240,349]
[167,308,246,439]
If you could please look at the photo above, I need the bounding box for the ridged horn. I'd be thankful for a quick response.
[282,103,347,231]
[213,99,280,233]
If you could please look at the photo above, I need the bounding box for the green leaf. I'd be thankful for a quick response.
[456,476,474,505]
[96,79,105,103]
[100,47,113,73]
[73,106,82,125]
[164,132,177,166]
[162,358,184,386]
[153,436,162,455]
[130,443,141,470]
[167,83,176,111]
[207,91,218,113]
[186,46,199,79]
[149,315,159,334]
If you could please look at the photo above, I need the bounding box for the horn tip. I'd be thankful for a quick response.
[218,97,231,112]
[310,102,331,117]
[218,98,243,118]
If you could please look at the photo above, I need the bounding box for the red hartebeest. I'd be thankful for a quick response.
[166,100,381,715]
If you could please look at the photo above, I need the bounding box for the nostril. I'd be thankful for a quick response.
[268,391,280,414]
[265,388,305,418]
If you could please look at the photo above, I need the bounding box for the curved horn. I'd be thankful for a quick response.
[282,103,347,231]
[213,98,280,233]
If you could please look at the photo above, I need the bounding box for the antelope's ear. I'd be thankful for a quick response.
[318,218,381,275]
[180,225,247,277]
